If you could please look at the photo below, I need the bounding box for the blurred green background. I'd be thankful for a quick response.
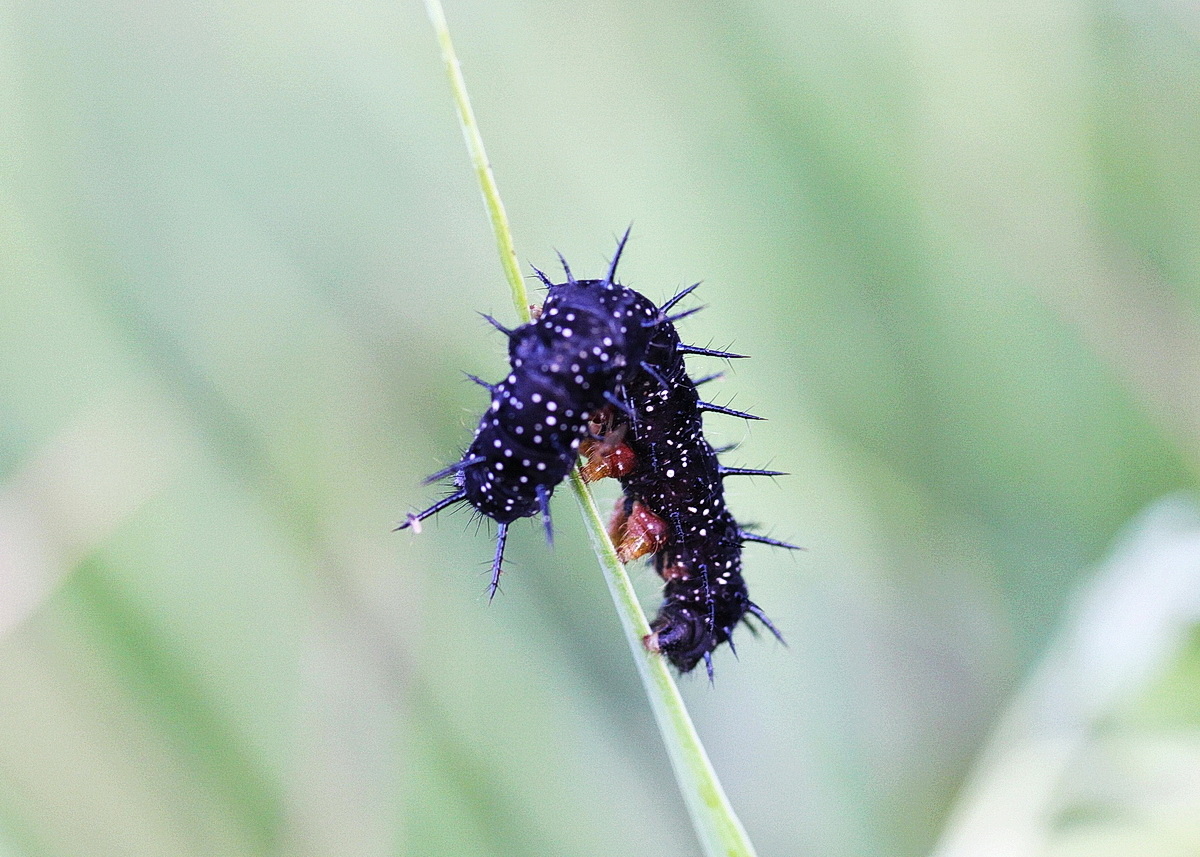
[2,0,1199,855]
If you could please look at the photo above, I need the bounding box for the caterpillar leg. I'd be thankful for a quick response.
[579,436,636,482]
[579,408,637,482]
[608,499,669,563]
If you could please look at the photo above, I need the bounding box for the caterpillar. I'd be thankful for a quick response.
[397,231,659,597]
[399,232,796,677]
[579,282,797,679]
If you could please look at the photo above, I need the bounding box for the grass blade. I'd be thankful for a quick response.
[423,0,527,323]
[421,2,759,853]
[569,470,759,856]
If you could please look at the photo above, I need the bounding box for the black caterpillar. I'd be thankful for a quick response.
[398,232,659,595]
[399,232,796,676]
[579,284,797,678]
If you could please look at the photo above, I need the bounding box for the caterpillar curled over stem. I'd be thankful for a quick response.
[400,232,797,679]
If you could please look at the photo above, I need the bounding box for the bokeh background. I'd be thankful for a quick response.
[2,0,1199,855]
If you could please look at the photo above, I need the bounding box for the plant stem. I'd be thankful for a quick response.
[568,470,759,856]
[423,0,527,322]
[421,2,758,854]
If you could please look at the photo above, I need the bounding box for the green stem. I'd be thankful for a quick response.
[422,2,758,854]
[423,0,527,322]
[568,471,759,857]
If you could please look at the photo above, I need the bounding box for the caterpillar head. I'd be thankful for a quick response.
[643,605,717,674]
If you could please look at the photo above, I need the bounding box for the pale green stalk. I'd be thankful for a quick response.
[568,470,758,856]
[423,0,527,322]
[421,2,759,854]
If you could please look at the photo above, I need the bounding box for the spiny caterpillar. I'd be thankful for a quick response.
[398,231,797,677]
[397,232,658,595]
[579,278,797,678]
